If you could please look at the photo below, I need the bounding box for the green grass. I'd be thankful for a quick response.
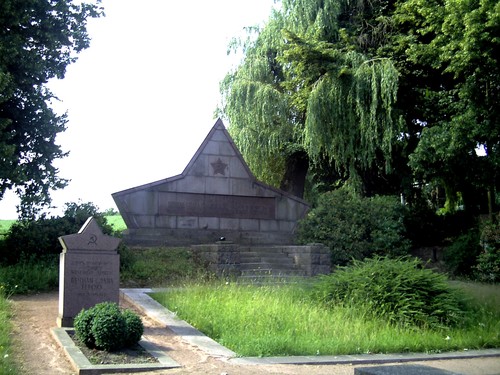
[151,281,500,357]
[0,215,126,237]
[0,257,59,295]
[106,215,127,232]
[0,290,18,374]
[120,247,210,287]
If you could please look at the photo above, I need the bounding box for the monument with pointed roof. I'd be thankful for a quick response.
[112,119,310,246]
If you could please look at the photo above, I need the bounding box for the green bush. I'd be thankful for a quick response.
[74,302,144,351]
[444,230,481,277]
[0,201,113,265]
[312,256,468,328]
[475,220,500,282]
[122,309,144,346]
[74,306,99,348]
[297,188,410,265]
[91,303,127,351]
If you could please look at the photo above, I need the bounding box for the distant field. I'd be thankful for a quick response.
[0,215,126,238]
[0,220,16,239]
[106,214,127,232]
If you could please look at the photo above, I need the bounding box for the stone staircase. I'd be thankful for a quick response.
[237,246,307,283]
[191,243,331,283]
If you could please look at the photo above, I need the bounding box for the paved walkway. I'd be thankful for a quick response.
[121,288,500,374]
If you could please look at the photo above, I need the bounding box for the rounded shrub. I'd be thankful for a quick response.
[122,309,144,346]
[73,302,144,351]
[90,302,127,351]
[74,307,98,348]
[312,256,468,328]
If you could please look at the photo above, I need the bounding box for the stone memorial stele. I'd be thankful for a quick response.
[112,119,310,246]
[57,217,121,327]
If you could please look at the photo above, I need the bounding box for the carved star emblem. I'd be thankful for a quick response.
[211,158,228,176]
[59,217,121,252]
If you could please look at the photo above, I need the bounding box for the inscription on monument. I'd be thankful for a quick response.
[57,217,121,327]
[69,259,116,298]
[159,192,276,219]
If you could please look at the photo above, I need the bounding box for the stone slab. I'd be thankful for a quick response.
[58,252,120,327]
[355,364,463,375]
[51,327,180,374]
[58,217,121,327]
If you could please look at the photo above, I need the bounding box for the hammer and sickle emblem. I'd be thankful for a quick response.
[88,234,98,246]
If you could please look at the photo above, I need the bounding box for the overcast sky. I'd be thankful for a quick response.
[0,0,275,219]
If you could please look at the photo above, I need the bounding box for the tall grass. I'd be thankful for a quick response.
[152,282,500,357]
[120,247,210,287]
[0,257,59,295]
[0,289,18,374]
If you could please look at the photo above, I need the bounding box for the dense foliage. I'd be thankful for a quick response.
[74,302,143,351]
[297,188,410,265]
[0,0,103,218]
[219,0,499,214]
[444,231,482,278]
[312,257,469,328]
[0,201,113,265]
[476,219,500,282]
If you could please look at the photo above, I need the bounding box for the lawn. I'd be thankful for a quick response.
[0,215,127,236]
[151,281,500,357]
[106,214,127,232]
[0,289,18,374]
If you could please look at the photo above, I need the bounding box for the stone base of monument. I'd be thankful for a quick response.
[51,327,180,374]
[191,243,331,280]
[121,227,301,247]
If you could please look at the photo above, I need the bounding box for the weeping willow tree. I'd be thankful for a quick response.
[219,13,306,194]
[219,0,403,197]
[302,50,402,192]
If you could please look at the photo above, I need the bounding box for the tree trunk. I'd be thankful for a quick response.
[280,151,309,199]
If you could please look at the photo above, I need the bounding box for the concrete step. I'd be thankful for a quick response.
[240,268,306,277]
[239,246,285,253]
[239,262,297,271]
[240,257,295,268]
[237,274,308,284]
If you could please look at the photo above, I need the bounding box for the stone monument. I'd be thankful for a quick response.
[57,217,121,327]
[112,119,310,246]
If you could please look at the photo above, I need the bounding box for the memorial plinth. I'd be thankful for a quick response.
[57,217,121,327]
